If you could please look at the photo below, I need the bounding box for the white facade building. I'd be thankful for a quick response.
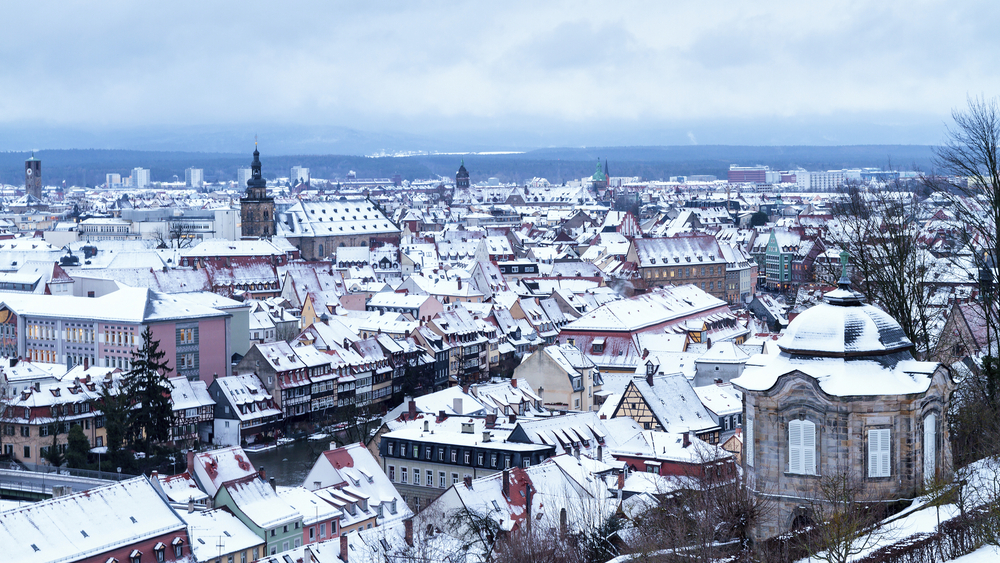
[131,167,150,189]
[185,167,204,188]
[237,168,252,188]
[291,166,310,185]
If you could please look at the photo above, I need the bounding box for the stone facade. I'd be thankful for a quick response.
[743,366,953,538]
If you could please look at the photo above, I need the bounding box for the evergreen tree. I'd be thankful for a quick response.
[126,326,175,452]
[99,380,132,466]
[65,424,90,469]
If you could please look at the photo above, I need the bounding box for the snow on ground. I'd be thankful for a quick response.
[951,544,1000,562]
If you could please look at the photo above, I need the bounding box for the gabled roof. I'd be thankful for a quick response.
[0,477,186,563]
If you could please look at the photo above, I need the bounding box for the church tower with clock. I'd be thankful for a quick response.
[25,153,41,200]
[240,145,275,239]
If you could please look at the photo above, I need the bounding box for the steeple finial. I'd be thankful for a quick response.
[838,250,851,289]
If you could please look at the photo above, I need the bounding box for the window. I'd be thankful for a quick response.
[253,548,259,560]
[450,450,457,463]
[24,445,30,459]
[464,451,470,464]
[924,414,937,483]
[401,467,407,484]
[478,453,484,466]
[788,419,815,475]
[413,468,420,486]
[130,553,141,563]
[176,545,184,558]
[452,472,459,485]
[868,428,891,478]
[388,466,395,481]
[320,523,326,538]
[309,526,315,540]
[426,471,433,486]
[440,471,446,488]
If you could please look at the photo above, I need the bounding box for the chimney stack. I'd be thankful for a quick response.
[408,399,417,420]
[646,370,654,388]
[464,475,472,489]
[404,518,414,547]
[188,497,195,513]
[510,378,517,388]
[438,409,446,422]
[187,450,195,472]
[304,545,315,563]
[683,431,691,448]
[617,471,625,492]
[83,356,89,370]
[508,413,516,424]
[340,534,349,562]
[270,476,277,492]
[502,468,510,497]
[453,397,463,414]
[457,278,462,290]
[258,465,266,480]
[485,413,496,428]
[559,507,568,537]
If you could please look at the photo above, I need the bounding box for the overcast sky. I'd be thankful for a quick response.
[3,1,998,150]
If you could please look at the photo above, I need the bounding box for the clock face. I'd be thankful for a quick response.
[26,168,32,176]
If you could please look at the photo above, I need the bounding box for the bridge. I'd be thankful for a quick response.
[0,468,122,501]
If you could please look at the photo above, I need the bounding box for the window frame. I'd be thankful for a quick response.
[788,419,816,475]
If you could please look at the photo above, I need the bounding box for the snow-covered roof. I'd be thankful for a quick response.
[0,477,187,563]
[180,508,263,561]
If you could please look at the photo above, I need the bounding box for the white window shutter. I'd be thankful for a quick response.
[879,429,891,477]
[868,429,879,477]
[924,414,936,483]
[803,421,816,475]
[789,421,802,474]
[746,418,754,467]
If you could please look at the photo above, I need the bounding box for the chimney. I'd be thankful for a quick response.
[304,545,315,563]
[483,430,491,443]
[597,445,603,461]
[340,534,349,562]
[453,397,463,414]
[270,476,277,492]
[187,450,195,472]
[151,470,158,480]
[188,498,195,513]
[438,409,446,422]
[508,414,516,424]
[574,447,580,460]
[502,468,510,497]
[258,465,266,480]
[485,413,496,428]
[461,382,470,395]
[617,471,625,492]
[457,278,462,290]
[213,372,218,381]
[683,431,691,448]
[646,370,654,388]
[464,475,472,489]
[408,399,417,420]
[600,414,606,420]
[559,507,568,537]
[83,356,89,370]
[404,518,414,547]
[510,378,517,388]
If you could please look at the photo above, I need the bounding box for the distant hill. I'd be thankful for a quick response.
[0,145,939,188]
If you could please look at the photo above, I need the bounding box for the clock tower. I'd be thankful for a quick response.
[240,145,275,239]
[25,153,41,200]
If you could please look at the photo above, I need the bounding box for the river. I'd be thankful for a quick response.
[245,438,339,487]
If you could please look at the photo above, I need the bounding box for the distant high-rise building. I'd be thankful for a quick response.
[106,173,122,188]
[132,167,150,189]
[25,153,41,199]
[456,160,470,189]
[240,145,275,239]
[237,168,252,188]
[291,166,310,186]
[185,167,204,188]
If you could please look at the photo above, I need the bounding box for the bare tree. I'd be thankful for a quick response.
[827,180,936,357]
[929,95,1000,354]
[629,441,769,562]
[805,467,897,563]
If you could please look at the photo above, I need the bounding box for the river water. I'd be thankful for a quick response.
[245,438,340,487]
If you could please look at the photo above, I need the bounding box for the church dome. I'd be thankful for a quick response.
[776,288,912,357]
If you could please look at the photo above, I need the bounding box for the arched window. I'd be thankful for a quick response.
[788,419,816,475]
[924,413,936,483]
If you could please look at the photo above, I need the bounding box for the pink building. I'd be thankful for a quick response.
[0,286,232,384]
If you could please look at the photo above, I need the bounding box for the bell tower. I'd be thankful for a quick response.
[25,153,41,200]
[240,144,275,238]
